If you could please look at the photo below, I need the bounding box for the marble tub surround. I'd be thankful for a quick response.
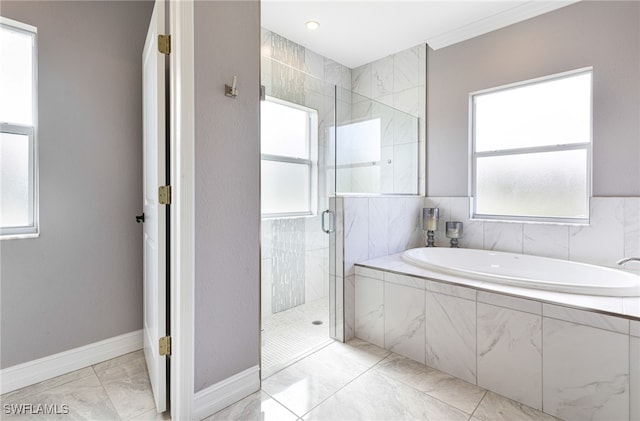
[354,261,640,421]
[425,196,640,271]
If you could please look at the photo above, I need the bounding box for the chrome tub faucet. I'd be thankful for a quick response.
[617,257,640,266]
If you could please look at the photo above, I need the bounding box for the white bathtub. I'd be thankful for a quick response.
[402,247,640,297]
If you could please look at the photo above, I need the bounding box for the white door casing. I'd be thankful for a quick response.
[142,0,167,413]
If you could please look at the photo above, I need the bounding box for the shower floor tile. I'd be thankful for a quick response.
[261,297,332,378]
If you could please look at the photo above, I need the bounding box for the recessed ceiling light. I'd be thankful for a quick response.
[306,21,320,30]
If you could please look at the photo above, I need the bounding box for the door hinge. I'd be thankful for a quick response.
[158,34,171,55]
[159,185,172,205]
[159,336,172,356]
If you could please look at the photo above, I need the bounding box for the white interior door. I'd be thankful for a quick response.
[142,0,167,413]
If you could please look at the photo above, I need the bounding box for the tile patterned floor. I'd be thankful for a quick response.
[1,340,562,421]
[211,339,562,421]
[261,297,332,378]
[0,350,168,421]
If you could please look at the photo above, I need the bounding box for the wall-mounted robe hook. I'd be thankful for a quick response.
[225,76,238,98]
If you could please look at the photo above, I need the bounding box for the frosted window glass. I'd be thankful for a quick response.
[0,25,34,126]
[335,118,381,165]
[475,72,591,152]
[0,132,30,227]
[261,161,310,215]
[476,150,588,219]
[261,100,309,158]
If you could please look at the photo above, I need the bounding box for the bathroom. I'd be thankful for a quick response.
[259,1,639,420]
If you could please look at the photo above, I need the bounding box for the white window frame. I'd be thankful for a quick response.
[469,68,593,225]
[1,17,39,238]
[261,96,318,219]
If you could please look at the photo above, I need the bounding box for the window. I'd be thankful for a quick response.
[261,97,318,217]
[471,69,592,223]
[1,17,38,237]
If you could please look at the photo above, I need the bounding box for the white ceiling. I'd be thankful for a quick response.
[261,1,578,68]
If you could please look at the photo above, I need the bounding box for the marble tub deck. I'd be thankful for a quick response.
[357,252,640,320]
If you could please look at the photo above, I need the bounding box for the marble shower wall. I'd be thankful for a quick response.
[424,196,640,271]
[351,45,427,194]
[336,196,425,339]
[260,28,350,316]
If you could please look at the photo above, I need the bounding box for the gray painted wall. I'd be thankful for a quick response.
[0,1,153,368]
[427,1,640,197]
[194,1,260,392]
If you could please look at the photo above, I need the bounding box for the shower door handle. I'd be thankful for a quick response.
[321,209,335,234]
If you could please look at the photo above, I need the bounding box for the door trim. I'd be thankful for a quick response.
[168,1,195,419]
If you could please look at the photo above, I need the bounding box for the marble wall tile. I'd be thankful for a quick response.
[355,275,384,347]
[380,147,394,193]
[344,197,369,276]
[305,249,326,303]
[449,197,484,249]
[355,265,384,280]
[393,47,420,92]
[542,303,629,334]
[384,283,426,363]
[351,64,372,98]
[425,291,477,384]
[631,320,640,337]
[373,102,394,148]
[345,274,356,340]
[384,272,425,290]
[324,59,351,90]
[372,55,394,99]
[523,224,569,260]
[394,87,422,117]
[543,317,629,421]
[477,303,542,409]
[477,291,541,315]
[261,258,273,317]
[304,49,324,80]
[393,144,418,194]
[484,222,524,253]
[631,336,639,421]
[388,197,423,254]
[368,198,389,259]
[570,197,624,267]
[624,198,640,271]
[305,216,327,251]
[425,280,476,301]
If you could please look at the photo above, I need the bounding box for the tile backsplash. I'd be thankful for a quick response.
[424,196,640,270]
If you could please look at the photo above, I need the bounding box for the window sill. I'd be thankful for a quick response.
[1,232,40,241]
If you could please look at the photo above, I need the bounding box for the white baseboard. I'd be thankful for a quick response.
[192,365,260,421]
[0,330,143,395]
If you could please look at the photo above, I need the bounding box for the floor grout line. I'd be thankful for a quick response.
[469,389,488,420]
[296,350,393,419]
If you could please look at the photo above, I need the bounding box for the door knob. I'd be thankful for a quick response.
[136,213,145,223]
